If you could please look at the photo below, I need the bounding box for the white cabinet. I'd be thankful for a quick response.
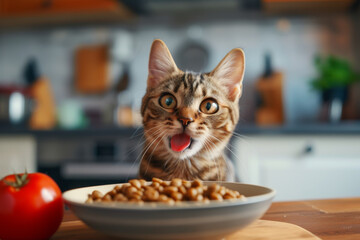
[233,135,360,201]
[0,136,36,178]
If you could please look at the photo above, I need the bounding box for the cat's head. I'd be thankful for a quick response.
[141,39,245,160]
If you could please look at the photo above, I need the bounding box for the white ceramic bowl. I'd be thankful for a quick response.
[63,182,275,240]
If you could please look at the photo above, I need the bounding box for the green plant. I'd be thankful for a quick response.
[311,55,360,90]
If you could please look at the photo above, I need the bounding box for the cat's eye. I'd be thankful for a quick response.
[159,93,177,109]
[200,99,219,114]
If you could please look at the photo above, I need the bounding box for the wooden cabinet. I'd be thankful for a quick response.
[0,0,133,29]
[233,135,360,201]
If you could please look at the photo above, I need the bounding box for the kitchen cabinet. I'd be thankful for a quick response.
[0,0,133,30]
[233,135,360,201]
[0,135,36,178]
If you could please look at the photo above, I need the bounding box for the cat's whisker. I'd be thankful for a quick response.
[217,129,251,141]
[215,129,252,150]
[128,127,165,168]
[184,156,195,177]
[208,135,244,179]
[186,157,192,174]
[126,136,155,180]
[131,126,161,139]
[136,133,161,166]
[123,128,165,170]
[206,141,221,181]
[208,140,224,181]
[202,140,214,179]
[123,133,154,180]
[130,125,144,139]
[147,132,167,164]
[141,132,167,176]
[143,125,165,137]
[146,132,170,175]
[141,127,164,144]
[232,131,250,139]
[231,133,251,143]
[203,138,221,181]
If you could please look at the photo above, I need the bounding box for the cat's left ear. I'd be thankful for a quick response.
[147,39,179,89]
[209,48,245,102]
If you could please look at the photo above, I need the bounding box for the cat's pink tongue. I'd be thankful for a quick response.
[170,133,191,152]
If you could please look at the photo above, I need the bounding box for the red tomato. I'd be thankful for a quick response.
[0,173,64,240]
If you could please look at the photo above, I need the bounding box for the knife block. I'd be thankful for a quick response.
[255,71,284,125]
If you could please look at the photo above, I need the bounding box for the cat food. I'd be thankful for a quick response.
[85,178,245,205]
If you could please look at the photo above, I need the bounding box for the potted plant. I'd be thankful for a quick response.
[311,55,360,122]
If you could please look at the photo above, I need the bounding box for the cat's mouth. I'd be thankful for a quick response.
[168,133,194,152]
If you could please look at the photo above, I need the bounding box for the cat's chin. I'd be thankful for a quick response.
[165,137,202,160]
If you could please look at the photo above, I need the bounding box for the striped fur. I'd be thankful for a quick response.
[139,40,244,181]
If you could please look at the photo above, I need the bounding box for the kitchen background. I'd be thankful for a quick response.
[1,0,360,201]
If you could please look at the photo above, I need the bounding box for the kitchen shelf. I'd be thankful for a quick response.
[236,122,360,135]
[1,122,360,138]
[0,126,142,138]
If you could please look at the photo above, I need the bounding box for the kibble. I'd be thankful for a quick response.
[129,179,142,190]
[170,178,182,187]
[114,193,127,202]
[178,186,187,195]
[91,190,103,200]
[186,188,198,200]
[102,194,112,202]
[210,192,223,201]
[86,178,245,204]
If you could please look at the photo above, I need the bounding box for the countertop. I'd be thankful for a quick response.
[58,197,360,240]
[1,122,360,138]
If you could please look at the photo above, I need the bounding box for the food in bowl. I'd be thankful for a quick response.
[85,178,245,205]
[64,182,275,240]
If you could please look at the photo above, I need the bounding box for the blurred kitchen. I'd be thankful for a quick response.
[0,0,360,201]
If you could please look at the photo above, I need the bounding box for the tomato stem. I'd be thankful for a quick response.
[4,171,29,189]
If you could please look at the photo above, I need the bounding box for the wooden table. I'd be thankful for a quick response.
[60,197,360,240]
[262,198,360,240]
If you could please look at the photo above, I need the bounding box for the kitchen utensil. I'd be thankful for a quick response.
[0,86,33,126]
[57,100,87,129]
[63,182,275,240]
[110,31,133,93]
[23,57,40,86]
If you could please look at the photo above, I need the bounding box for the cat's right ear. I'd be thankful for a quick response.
[210,48,245,102]
[147,39,179,88]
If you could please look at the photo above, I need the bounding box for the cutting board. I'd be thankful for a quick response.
[255,71,284,126]
[75,44,109,94]
[52,219,320,240]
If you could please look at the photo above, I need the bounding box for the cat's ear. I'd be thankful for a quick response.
[210,48,245,101]
[147,39,179,88]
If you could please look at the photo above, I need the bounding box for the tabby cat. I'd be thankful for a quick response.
[139,39,245,181]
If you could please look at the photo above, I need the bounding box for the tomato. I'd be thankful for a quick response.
[0,173,64,240]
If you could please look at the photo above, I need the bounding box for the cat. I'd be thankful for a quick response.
[138,39,245,181]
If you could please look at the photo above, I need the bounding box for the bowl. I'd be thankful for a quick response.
[63,182,275,240]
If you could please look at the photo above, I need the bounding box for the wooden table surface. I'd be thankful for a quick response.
[62,197,360,240]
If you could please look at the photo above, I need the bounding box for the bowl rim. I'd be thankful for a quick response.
[63,182,276,211]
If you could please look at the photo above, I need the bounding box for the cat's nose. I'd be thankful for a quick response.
[178,117,194,127]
